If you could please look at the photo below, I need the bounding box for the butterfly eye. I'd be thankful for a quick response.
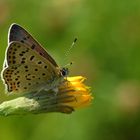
[61,68,69,77]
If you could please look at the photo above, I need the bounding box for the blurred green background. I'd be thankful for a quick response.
[0,0,140,140]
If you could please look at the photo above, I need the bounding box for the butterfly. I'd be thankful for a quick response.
[1,23,69,94]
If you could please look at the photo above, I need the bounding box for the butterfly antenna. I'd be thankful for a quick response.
[64,61,73,67]
[65,38,77,59]
[63,38,77,69]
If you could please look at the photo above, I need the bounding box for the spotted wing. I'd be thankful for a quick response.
[2,41,60,94]
[8,23,58,67]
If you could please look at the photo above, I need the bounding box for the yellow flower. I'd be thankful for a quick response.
[56,76,93,113]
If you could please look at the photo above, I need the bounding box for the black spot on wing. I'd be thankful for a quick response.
[30,56,35,61]
[24,65,28,68]
[21,40,24,43]
[38,61,42,64]
[21,60,25,64]
[23,37,27,40]
[31,44,36,49]
[19,53,23,56]
[13,60,16,64]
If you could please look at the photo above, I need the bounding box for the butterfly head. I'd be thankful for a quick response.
[60,67,69,77]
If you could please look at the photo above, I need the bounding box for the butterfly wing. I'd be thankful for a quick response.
[8,23,58,67]
[2,41,61,94]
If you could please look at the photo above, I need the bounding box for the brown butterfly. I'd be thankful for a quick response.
[1,23,68,94]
